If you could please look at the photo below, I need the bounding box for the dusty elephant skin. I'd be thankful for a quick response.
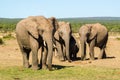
[16,16,54,70]
[79,23,108,60]
[54,21,78,62]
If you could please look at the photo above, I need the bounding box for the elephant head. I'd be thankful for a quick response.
[48,17,59,43]
[54,21,72,62]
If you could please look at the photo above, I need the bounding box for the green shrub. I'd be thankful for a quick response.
[0,38,4,45]
[116,37,120,40]
[3,33,14,39]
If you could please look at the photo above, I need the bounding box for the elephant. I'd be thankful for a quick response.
[16,16,57,70]
[79,23,108,60]
[54,21,72,62]
[69,35,79,60]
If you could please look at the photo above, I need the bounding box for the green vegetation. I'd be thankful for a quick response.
[0,38,4,44]
[0,18,22,32]
[0,17,120,33]
[58,17,120,33]
[116,37,120,40]
[3,33,15,40]
[0,66,120,80]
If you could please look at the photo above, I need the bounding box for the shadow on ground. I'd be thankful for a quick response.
[52,64,73,70]
[72,56,115,61]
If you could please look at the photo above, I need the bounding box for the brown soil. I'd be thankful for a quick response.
[0,34,120,69]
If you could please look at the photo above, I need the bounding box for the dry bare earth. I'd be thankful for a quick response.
[0,33,120,69]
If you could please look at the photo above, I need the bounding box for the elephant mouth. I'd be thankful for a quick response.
[86,38,92,43]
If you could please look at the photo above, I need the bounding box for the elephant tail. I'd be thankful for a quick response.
[103,32,109,49]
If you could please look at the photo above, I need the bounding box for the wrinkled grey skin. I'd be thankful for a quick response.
[16,16,55,70]
[79,23,108,60]
[54,21,72,62]
[69,35,79,60]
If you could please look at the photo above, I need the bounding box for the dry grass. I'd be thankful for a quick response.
[0,33,120,80]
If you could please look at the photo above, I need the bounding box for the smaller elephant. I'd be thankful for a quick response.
[54,21,72,62]
[79,23,108,60]
[69,35,79,60]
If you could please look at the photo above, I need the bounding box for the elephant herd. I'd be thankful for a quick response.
[16,16,108,71]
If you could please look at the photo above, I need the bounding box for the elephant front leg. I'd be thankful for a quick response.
[31,50,39,70]
[89,46,95,60]
[30,38,39,70]
[89,40,95,60]
[56,41,65,61]
[81,42,86,60]
[41,46,48,69]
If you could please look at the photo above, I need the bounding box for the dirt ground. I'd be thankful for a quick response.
[0,33,120,69]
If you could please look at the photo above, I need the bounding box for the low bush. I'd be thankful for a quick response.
[116,37,120,40]
[0,38,4,45]
[3,33,14,39]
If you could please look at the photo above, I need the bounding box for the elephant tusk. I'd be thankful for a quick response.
[43,41,47,46]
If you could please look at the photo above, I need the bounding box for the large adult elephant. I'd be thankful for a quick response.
[54,21,72,62]
[79,23,108,60]
[16,16,56,70]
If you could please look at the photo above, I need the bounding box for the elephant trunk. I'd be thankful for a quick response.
[65,36,71,62]
[45,35,53,71]
[80,38,86,60]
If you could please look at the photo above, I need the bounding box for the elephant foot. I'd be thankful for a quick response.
[48,65,53,71]
[49,68,53,71]
[90,57,95,60]
[81,55,86,61]
[98,55,103,59]
[59,59,65,62]
[68,60,72,63]
[23,63,30,68]
[98,53,107,59]
[59,57,65,62]
[90,54,95,60]
[31,66,39,70]
[42,64,47,70]
[81,57,86,61]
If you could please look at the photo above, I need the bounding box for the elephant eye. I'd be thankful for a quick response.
[86,33,90,37]
[39,29,44,35]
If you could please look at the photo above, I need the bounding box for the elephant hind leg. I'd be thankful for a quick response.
[98,48,106,59]
[20,47,31,68]
[98,35,108,59]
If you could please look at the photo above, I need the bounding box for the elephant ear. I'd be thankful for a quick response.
[67,22,71,29]
[89,25,97,40]
[48,17,59,30]
[25,19,39,39]
[67,22,72,34]
[54,31,59,41]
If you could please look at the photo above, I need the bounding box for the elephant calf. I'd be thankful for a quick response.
[79,23,108,60]
[54,21,79,62]
[54,21,72,62]
[69,35,79,60]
